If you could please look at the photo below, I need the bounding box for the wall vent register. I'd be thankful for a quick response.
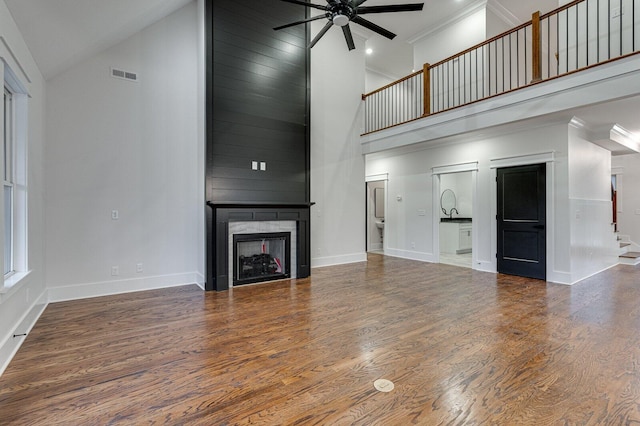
[110,67,139,82]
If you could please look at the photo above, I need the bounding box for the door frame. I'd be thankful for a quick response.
[432,162,479,268]
[365,174,388,253]
[489,152,556,280]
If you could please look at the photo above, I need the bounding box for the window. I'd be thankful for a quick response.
[3,87,13,277]
[1,63,28,292]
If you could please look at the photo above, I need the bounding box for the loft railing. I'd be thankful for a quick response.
[362,0,640,135]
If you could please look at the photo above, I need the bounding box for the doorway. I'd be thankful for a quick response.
[366,180,385,253]
[438,171,473,268]
[497,164,546,280]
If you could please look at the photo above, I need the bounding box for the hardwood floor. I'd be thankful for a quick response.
[2,254,640,424]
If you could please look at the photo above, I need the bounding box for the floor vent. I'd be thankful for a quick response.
[111,67,139,82]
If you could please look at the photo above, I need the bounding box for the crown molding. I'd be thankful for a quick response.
[407,0,488,45]
[486,0,521,28]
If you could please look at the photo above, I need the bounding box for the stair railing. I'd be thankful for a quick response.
[362,0,640,135]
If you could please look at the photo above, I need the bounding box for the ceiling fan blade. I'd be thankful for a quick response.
[308,21,333,48]
[274,14,328,31]
[356,4,424,14]
[352,16,396,40]
[352,0,369,7]
[280,0,328,12]
[342,24,356,51]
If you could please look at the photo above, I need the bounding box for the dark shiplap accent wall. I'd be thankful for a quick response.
[207,0,310,204]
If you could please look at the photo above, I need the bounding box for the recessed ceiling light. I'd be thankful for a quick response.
[366,48,373,55]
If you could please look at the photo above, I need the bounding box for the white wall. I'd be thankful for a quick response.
[485,6,512,39]
[45,3,201,301]
[365,69,394,94]
[412,8,487,69]
[0,0,47,375]
[365,122,575,281]
[567,121,619,282]
[612,153,640,245]
[311,24,367,268]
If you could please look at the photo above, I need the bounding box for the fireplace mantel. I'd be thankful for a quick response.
[205,202,312,291]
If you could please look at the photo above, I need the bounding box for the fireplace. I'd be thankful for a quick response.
[205,203,311,291]
[233,232,291,286]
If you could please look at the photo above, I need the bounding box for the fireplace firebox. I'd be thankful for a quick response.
[233,232,291,286]
[205,203,311,291]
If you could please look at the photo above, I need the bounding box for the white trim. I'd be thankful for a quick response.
[0,270,30,303]
[311,252,367,268]
[431,167,479,269]
[0,290,47,376]
[490,151,555,168]
[490,156,556,281]
[432,161,479,175]
[365,173,388,182]
[0,37,32,87]
[47,273,200,303]
[382,248,436,263]
[487,0,521,28]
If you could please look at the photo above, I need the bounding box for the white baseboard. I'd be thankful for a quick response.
[312,252,367,268]
[474,260,495,273]
[48,272,201,303]
[194,272,205,290]
[547,270,573,285]
[0,291,48,376]
[383,248,436,263]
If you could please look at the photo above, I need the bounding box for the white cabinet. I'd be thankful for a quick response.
[458,223,472,253]
[439,221,472,254]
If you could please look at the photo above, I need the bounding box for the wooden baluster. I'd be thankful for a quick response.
[423,63,431,117]
[532,11,542,82]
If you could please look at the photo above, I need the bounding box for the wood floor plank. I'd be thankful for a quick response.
[2,254,640,424]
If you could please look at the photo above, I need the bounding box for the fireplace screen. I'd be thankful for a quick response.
[233,232,291,286]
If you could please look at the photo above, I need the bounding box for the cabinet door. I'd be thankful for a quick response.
[458,227,472,251]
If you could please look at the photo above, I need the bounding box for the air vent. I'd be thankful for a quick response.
[111,67,139,82]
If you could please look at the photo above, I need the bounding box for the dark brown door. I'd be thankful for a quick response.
[497,164,546,280]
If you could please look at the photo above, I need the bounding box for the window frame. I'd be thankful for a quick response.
[3,86,15,278]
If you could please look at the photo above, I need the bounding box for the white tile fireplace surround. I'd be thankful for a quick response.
[228,221,297,287]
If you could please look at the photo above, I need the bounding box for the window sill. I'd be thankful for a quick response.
[0,271,32,304]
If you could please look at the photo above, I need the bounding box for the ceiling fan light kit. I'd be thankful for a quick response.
[274,0,424,51]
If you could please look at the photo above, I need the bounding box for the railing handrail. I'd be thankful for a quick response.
[429,19,534,70]
[362,69,423,99]
[540,0,584,20]
[362,0,639,134]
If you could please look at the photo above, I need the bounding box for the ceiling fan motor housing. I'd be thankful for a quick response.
[274,0,425,50]
[331,3,355,26]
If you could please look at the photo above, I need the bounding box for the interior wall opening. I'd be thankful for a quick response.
[438,171,473,269]
[366,180,385,254]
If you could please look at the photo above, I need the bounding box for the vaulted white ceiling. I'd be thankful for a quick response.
[4,0,639,134]
[4,0,193,80]
[5,0,560,81]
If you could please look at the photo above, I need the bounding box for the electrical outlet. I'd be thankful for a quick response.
[411,242,416,249]
[260,161,266,171]
[251,161,258,170]
[111,266,119,276]
[418,209,426,216]
[136,263,143,273]
[111,210,119,220]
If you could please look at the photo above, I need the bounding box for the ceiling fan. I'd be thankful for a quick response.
[274,0,425,51]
